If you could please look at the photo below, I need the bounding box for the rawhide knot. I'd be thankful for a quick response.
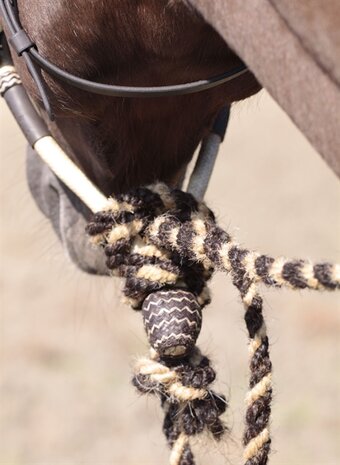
[133,347,227,465]
[142,289,202,358]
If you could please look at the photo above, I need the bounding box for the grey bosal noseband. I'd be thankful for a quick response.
[0,0,250,202]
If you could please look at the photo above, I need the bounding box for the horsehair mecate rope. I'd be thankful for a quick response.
[88,184,340,465]
[86,183,340,465]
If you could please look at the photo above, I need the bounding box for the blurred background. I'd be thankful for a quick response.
[1,91,339,465]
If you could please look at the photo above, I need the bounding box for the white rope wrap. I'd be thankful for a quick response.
[0,65,22,96]
[33,136,109,212]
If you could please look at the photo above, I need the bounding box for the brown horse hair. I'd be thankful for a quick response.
[12,0,261,195]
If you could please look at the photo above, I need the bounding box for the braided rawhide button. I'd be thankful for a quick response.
[142,290,202,358]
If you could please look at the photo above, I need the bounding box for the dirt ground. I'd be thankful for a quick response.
[1,91,339,465]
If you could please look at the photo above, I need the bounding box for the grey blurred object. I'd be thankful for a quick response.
[26,146,108,275]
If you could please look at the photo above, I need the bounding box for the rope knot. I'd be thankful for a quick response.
[86,183,215,310]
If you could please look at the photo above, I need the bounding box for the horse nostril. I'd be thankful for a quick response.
[142,289,202,358]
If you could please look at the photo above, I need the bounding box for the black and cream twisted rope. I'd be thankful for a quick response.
[87,183,339,465]
[133,347,227,465]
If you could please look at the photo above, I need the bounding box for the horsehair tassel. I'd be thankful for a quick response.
[86,183,340,465]
[133,347,227,465]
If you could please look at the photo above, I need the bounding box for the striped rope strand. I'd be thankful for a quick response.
[146,212,340,292]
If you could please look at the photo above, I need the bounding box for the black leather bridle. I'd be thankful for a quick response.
[0,0,251,202]
[0,0,249,120]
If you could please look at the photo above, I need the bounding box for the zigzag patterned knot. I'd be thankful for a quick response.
[86,183,340,465]
[142,290,202,357]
